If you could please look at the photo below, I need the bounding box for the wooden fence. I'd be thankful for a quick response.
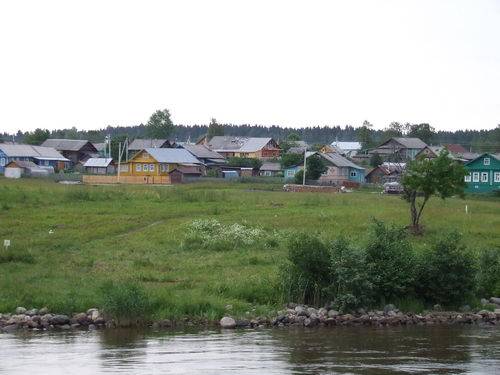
[83,175,171,185]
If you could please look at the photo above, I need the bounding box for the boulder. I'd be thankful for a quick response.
[1,324,18,333]
[328,310,339,318]
[295,305,308,316]
[383,304,396,314]
[49,315,70,325]
[73,313,90,325]
[15,307,27,315]
[304,318,318,327]
[220,316,236,329]
[489,297,500,305]
[38,307,49,315]
[87,308,100,321]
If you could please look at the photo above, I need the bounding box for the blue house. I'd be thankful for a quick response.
[284,152,365,184]
[0,143,69,174]
[464,153,500,193]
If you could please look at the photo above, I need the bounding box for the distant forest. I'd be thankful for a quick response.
[2,123,499,153]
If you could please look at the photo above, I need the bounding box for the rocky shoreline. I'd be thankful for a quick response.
[2,300,500,333]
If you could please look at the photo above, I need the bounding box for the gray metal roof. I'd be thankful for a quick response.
[330,141,362,151]
[129,139,170,150]
[181,144,225,160]
[93,143,106,151]
[144,148,202,164]
[41,139,94,151]
[83,158,114,167]
[391,137,427,149]
[206,136,276,153]
[260,162,282,171]
[0,144,69,161]
[320,153,365,169]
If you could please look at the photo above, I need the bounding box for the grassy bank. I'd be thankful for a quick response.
[0,177,499,320]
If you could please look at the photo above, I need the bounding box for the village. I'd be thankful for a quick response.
[1,134,499,193]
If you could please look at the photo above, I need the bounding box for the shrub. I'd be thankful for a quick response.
[280,233,331,305]
[328,238,373,312]
[0,250,35,264]
[476,248,500,298]
[364,220,416,304]
[100,281,153,326]
[415,232,476,307]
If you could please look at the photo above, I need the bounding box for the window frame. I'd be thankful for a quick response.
[350,170,357,177]
[149,164,155,172]
[135,163,142,172]
[472,172,479,182]
[481,172,488,182]
[464,173,471,182]
[0,157,5,166]
[494,172,500,183]
[143,164,149,172]
[484,158,490,166]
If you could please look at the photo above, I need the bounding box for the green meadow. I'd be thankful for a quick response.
[0,178,499,320]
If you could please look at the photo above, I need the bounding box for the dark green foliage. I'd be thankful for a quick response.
[100,281,153,326]
[356,120,375,150]
[415,233,476,307]
[24,128,50,145]
[407,123,435,144]
[207,118,224,139]
[146,109,174,138]
[227,157,262,169]
[281,233,331,305]
[476,248,500,298]
[370,152,383,168]
[281,153,304,169]
[293,154,327,183]
[329,238,373,312]
[0,250,35,264]
[364,220,416,303]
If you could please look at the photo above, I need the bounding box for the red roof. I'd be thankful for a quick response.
[444,144,467,154]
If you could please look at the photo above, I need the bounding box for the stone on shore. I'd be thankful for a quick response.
[15,307,27,315]
[220,316,236,329]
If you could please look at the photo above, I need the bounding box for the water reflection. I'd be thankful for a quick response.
[0,326,498,374]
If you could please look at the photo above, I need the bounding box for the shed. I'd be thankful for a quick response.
[4,160,50,178]
[259,162,282,177]
[83,158,116,175]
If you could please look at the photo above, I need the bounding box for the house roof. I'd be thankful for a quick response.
[320,153,365,170]
[260,162,282,171]
[128,139,171,150]
[330,141,362,151]
[288,146,308,154]
[390,137,427,149]
[41,139,95,151]
[464,153,500,166]
[83,158,114,167]
[93,143,106,152]
[0,144,69,161]
[206,136,277,153]
[138,148,202,164]
[445,144,468,154]
[181,144,225,160]
[6,160,39,169]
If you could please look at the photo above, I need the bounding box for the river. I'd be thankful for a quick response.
[0,326,499,374]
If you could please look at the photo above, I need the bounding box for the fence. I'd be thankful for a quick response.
[83,175,171,185]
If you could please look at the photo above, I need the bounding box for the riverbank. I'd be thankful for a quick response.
[2,301,500,333]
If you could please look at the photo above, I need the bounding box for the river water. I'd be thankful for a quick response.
[0,326,499,374]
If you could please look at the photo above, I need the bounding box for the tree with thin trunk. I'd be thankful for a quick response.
[402,150,467,234]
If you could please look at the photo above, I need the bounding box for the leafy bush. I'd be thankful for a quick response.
[364,220,416,304]
[227,157,262,169]
[182,219,272,251]
[100,281,153,326]
[281,153,304,169]
[328,238,373,312]
[0,250,35,264]
[280,233,331,305]
[476,248,500,298]
[415,232,476,307]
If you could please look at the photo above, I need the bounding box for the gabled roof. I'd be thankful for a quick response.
[132,148,202,164]
[41,139,96,152]
[83,158,114,167]
[206,136,278,153]
[390,137,427,149]
[445,144,468,154]
[464,153,500,166]
[0,144,69,161]
[128,139,171,150]
[93,143,106,152]
[320,153,365,170]
[260,162,282,171]
[181,144,225,160]
[6,160,39,169]
[330,141,362,151]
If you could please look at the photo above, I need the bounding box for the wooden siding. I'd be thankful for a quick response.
[83,175,171,185]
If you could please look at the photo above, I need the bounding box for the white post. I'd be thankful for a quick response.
[302,149,307,186]
[118,142,121,182]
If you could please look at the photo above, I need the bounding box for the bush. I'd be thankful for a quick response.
[280,233,331,305]
[415,232,476,307]
[0,250,35,264]
[100,281,153,326]
[476,248,500,298]
[364,220,416,304]
[227,157,262,169]
[328,238,373,312]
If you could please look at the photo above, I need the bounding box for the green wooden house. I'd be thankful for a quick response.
[464,153,500,193]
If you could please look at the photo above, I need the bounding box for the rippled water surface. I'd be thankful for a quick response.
[0,326,499,374]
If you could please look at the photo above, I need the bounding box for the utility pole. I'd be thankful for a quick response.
[118,142,121,182]
[302,148,307,186]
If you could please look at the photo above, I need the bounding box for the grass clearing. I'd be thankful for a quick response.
[0,177,498,319]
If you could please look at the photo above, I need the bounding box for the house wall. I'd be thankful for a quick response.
[465,155,500,193]
[4,167,22,178]
[119,151,174,177]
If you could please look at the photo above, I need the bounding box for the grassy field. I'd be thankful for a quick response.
[0,177,499,320]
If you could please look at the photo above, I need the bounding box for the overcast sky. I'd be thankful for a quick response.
[1,0,499,133]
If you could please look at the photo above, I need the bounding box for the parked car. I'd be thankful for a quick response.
[383,181,404,194]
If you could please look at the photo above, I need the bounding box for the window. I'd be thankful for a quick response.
[464,173,471,182]
[472,172,479,182]
[350,171,357,177]
[495,172,500,183]
[43,160,50,166]
[135,163,142,172]
[143,164,149,172]
[484,158,490,166]
[287,170,295,177]
[481,172,488,182]
[120,164,128,172]
[149,164,155,172]
[0,157,5,166]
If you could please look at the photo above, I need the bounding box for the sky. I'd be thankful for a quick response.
[0,0,499,133]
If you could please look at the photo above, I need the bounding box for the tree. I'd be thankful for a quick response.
[402,150,467,233]
[207,118,224,139]
[369,152,383,168]
[286,132,301,141]
[408,123,435,144]
[146,109,174,139]
[24,128,50,145]
[280,153,304,169]
[383,122,406,140]
[227,157,262,169]
[294,154,327,183]
[356,120,375,150]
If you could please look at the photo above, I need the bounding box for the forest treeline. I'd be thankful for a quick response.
[2,122,499,152]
